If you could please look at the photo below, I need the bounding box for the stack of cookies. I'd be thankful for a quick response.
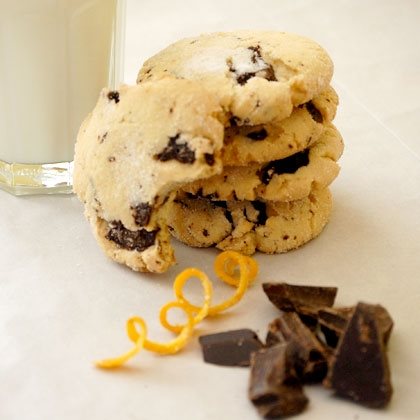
[138,31,344,256]
[73,31,343,273]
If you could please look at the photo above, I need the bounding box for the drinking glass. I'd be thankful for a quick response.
[0,0,126,195]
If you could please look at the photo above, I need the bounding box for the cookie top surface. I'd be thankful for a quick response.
[182,123,344,202]
[138,31,334,125]
[73,80,225,273]
[74,80,224,232]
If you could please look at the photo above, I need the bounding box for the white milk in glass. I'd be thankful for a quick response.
[0,0,125,194]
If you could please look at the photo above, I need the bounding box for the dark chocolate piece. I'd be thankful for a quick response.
[262,282,337,312]
[204,153,215,166]
[249,343,308,418]
[305,101,323,123]
[107,90,120,104]
[106,221,158,252]
[251,201,268,226]
[324,302,393,408]
[246,128,268,141]
[373,304,394,345]
[154,134,196,164]
[229,46,277,86]
[199,329,263,367]
[131,203,153,226]
[266,311,328,382]
[317,307,354,348]
[258,150,310,185]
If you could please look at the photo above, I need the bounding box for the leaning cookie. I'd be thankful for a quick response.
[182,124,343,202]
[73,80,224,273]
[222,86,338,166]
[138,31,334,126]
[167,188,332,255]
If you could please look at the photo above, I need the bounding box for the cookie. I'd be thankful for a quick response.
[73,80,224,273]
[138,31,334,126]
[222,86,338,166]
[181,124,343,202]
[167,188,332,255]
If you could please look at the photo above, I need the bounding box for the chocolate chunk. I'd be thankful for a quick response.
[251,201,268,225]
[131,202,153,226]
[204,153,215,166]
[305,101,323,123]
[246,128,268,141]
[317,307,354,348]
[258,150,310,185]
[154,134,195,164]
[324,302,393,408]
[249,343,308,418]
[107,91,120,104]
[262,283,338,312]
[230,45,277,86]
[229,116,241,127]
[106,221,158,252]
[266,311,329,382]
[199,329,263,367]
[373,305,394,345]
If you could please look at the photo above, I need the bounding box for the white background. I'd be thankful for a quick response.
[1,1,420,419]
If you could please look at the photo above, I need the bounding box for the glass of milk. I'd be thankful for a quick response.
[0,0,126,195]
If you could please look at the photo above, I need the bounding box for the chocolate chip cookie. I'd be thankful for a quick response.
[222,86,338,166]
[137,31,334,126]
[181,124,343,202]
[73,80,224,273]
[167,188,332,255]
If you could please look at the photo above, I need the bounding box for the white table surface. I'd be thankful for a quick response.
[1,1,420,419]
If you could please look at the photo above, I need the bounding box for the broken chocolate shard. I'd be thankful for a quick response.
[246,128,268,141]
[249,343,308,418]
[373,304,394,345]
[317,307,354,348]
[258,150,310,185]
[107,90,120,104]
[199,329,263,367]
[106,221,158,252]
[266,311,329,383]
[262,282,338,312]
[305,101,323,123]
[131,202,153,227]
[325,302,393,408]
[154,134,196,164]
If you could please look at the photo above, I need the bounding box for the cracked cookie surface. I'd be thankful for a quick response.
[181,124,343,202]
[73,80,224,273]
[137,31,334,126]
[167,188,332,255]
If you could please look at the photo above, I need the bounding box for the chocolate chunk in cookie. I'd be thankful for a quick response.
[246,128,269,141]
[259,150,310,185]
[131,203,153,226]
[154,134,196,164]
[107,91,120,104]
[106,221,158,252]
[229,45,277,86]
[305,101,323,123]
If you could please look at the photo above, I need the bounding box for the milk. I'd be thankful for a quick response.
[0,0,124,165]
